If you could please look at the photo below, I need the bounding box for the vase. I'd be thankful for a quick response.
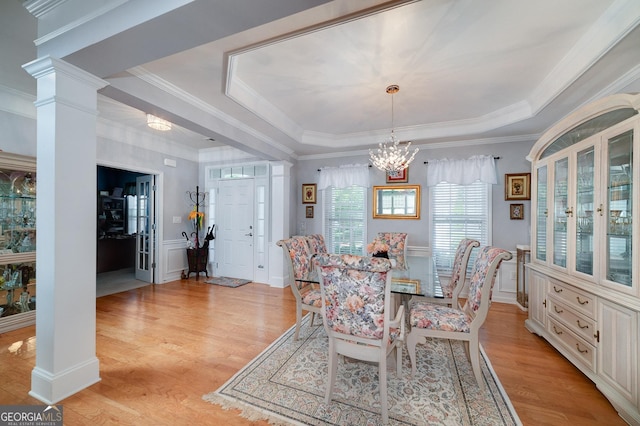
[373,251,389,259]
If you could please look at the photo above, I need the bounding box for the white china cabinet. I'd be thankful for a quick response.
[525,93,640,425]
[0,152,36,333]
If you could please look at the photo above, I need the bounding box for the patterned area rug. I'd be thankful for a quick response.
[204,277,251,288]
[203,315,521,425]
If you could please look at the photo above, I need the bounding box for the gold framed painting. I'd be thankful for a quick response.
[305,205,314,218]
[505,173,531,200]
[302,183,316,204]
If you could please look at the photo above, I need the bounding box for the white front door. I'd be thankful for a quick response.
[217,179,254,280]
[135,175,155,282]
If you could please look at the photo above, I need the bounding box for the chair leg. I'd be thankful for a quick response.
[325,339,338,404]
[395,343,403,379]
[463,340,471,362]
[294,304,302,340]
[310,311,316,326]
[469,336,485,391]
[406,331,419,377]
[379,354,389,424]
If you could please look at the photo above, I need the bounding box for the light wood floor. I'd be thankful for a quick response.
[0,277,627,425]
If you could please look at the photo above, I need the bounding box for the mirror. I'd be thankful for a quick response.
[372,185,421,219]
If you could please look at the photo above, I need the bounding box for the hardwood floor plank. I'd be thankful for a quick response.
[0,279,626,425]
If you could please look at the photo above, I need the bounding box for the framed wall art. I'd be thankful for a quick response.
[386,167,409,183]
[302,183,316,204]
[305,205,314,218]
[505,173,531,200]
[510,204,524,220]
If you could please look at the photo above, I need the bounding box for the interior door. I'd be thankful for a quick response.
[135,175,155,282]
[217,179,254,280]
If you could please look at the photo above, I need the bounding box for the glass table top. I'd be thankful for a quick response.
[391,255,443,298]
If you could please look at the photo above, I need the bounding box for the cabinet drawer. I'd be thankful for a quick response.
[548,279,596,319]
[547,316,596,372]
[548,297,598,345]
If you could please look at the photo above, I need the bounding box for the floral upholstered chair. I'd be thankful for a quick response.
[276,237,322,340]
[313,253,405,424]
[433,239,480,307]
[406,246,512,390]
[306,234,328,254]
[376,232,408,269]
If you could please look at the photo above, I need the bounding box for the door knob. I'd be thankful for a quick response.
[245,232,253,237]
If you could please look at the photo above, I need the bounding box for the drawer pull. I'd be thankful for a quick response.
[552,326,563,335]
[576,320,589,329]
[576,297,588,305]
[553,286,563,293]
[554,306,564,314]
[576,344,588,354]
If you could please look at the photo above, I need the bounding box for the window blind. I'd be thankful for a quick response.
[323,186,366,255]
[430,181,491,274]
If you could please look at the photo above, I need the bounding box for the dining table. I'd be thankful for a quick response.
[303,254,443,300]
[391,255,442,299]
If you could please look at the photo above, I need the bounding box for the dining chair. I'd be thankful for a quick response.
[376,232,408,269]
[276,237,322,340]
[406,246,512,390]
[313,253,405,425]
[424,238,479,307]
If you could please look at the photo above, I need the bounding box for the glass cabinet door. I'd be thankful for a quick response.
[0,171,36,254]
[575,147,595,276]
[535,165,548,262]
[553,158,569,268]
[606,130,633,287]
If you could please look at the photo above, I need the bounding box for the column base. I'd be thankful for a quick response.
[29,357,100,404]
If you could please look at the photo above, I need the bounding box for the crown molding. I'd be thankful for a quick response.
[128,66,296,157]
[529,0,640,114]
[0,85,36,119]
[297,134,538,162]
[23,0,70,18]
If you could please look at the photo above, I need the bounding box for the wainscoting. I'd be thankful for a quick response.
[161,239,191,283]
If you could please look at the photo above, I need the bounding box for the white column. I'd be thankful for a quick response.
[269,161,292,287]
[23,56,107,404]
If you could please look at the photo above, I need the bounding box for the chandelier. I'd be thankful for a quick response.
[147,114,172,131]
[369,85,418,176]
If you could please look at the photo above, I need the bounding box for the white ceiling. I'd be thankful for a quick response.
[21,0,640,160]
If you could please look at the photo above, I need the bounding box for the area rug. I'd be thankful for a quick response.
[204,276,251,288]
[203,315,521,425]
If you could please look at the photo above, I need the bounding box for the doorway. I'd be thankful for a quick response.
[97,166,156,296]
[216,178,255,280]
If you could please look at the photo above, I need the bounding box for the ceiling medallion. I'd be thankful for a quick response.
[369,85,418,176]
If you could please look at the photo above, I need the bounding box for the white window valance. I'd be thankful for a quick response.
[318,164,370,190]
[426,155,497,186]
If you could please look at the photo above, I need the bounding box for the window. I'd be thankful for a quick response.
[323,186,367,255]
[430,181,491,274]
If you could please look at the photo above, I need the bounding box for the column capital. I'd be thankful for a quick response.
[23,55,108,90]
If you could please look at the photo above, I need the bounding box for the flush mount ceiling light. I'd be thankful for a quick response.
[146,114,172,131]
[369,85,418,176]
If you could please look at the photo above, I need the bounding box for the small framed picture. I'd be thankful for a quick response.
[505,173,531,200]
[302,183,316,204]
[386,167,408,183]
[510,203,524,220]
[305,205,314,219]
